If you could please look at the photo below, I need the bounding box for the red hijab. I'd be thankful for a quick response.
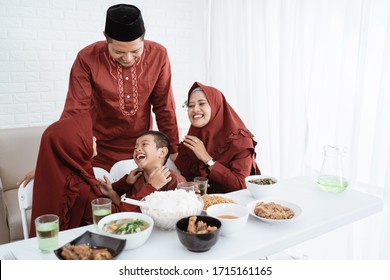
[175,82,260,180]
[30,112,103,236]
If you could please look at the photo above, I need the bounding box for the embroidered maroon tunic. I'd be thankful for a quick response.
[61,40,179,171]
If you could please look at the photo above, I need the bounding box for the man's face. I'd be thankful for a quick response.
[107,37,144,67]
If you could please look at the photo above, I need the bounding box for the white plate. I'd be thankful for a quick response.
[246,199,302,224]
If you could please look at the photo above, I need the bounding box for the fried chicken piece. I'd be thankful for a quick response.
[187,216,197,233]
[72,244,92,260]
[92,248,113,260]
[186,216,218,234]
[206,225,217,232]
[195,220,208,233]
[61,245,79,260]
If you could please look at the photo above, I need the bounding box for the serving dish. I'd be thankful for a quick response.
[97,212,154,250]
[176,215,221,252]
[206,203,248,236]
[54,231,125,260]
[246,199,302,224]
[245,175,279,199]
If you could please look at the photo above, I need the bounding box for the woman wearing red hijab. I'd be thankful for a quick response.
[29,113,110,237]
[175,82,260,194]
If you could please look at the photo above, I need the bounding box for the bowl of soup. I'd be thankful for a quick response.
[206,203,248,236]
[97,212,154,250]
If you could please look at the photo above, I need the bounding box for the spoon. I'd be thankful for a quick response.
[121,197,176,210]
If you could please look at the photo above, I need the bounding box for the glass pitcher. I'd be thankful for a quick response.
[317,145,349,193]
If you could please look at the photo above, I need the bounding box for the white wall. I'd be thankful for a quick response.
[0,0,208,131]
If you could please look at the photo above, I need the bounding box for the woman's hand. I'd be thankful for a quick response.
[16,169,35,187]
[98,175,121,206]
[98,175,114,197]
[183,135,212,164]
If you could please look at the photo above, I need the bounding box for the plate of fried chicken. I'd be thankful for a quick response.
[54,231,125,260]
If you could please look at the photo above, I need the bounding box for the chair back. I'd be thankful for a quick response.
[166,159,180,173]
[110,159,137,182]
[93,167,113,182]
[18,180,34,239]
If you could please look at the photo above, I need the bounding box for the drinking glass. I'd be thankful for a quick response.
[35,214,59,252]
[91,198,112,226]
[176,182,197,192]
[194,177,208,196]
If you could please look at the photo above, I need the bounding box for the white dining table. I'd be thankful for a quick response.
[0,176,384,260]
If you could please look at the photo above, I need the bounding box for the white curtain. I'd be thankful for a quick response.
[204,0,390,259]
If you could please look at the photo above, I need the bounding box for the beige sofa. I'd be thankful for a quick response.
[0,126,46,244]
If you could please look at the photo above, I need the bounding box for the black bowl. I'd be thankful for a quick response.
[176,215,221,252]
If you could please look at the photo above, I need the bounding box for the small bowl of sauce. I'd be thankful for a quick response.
[207,203,249,236]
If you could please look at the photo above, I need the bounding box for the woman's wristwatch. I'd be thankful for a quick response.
[206,158,216,167]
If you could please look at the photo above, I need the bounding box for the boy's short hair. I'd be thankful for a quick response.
[139,130,171,164]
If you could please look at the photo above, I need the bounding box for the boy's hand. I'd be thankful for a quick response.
[126,167,143,184]
[148,166,172,190]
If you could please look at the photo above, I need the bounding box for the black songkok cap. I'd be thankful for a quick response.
[104,4,145,42]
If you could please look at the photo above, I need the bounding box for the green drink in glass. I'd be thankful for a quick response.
[93,208,111,225]
[35,214,59,252]
[91,198,112,226]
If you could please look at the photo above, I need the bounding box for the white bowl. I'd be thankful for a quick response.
[245,175,278,199]
[97,212,153,250]
[206,203,249,236]
[140,189,204,231]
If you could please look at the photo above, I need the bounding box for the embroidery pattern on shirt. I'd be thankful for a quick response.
[117,64,138,116]
[135,50,145,78]
[104,52,117,81]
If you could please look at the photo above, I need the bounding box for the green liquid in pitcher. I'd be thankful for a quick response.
[317,175,348,193]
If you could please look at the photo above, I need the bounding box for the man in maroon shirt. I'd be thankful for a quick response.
[62,3,179,170]
[18,4,179,185]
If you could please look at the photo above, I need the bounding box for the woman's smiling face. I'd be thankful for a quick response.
[187,90,211,128]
